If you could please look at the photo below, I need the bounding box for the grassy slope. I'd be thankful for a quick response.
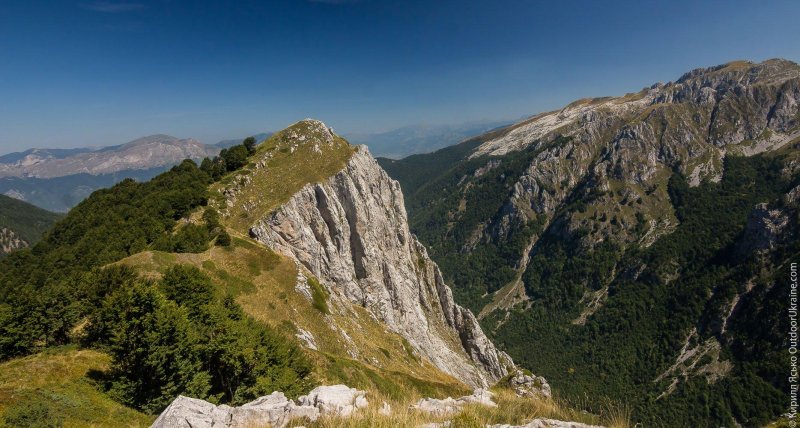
[118,237,469,401]
[0,194,62,248]
[0,347,152,428]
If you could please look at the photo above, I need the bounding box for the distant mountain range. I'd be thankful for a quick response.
[0,135,218,179]
[0,133,270,212]
[345,120,511,159]
[0,123,511,212]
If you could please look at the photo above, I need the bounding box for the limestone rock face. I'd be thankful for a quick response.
[150,392,319,428]
[0,227,28,254]
[470,59,800,252]
[297,385,368,416]
[736,203,790,257]
[389,59,800,324]
[249,145,513,387]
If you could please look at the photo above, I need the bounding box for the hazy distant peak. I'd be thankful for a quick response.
[0,134,218,179]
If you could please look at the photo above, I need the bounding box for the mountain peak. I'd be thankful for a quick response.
[275,119,340,149]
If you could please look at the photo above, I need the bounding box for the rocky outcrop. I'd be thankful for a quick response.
[507,369,552,398]
[411,389,497,416]
[736,203,790,257]
[151,385,369,428]
[0,227,28,254]
[297,385,368,417]
[249,139,514,387]
[150,392,319,428]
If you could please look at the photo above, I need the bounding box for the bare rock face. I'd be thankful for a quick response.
[249,142,513,387]
[467,59,800,254]
[297,385,368,416]
[150,392,319,428]
[0,227,28,254]
[736,203,789,257]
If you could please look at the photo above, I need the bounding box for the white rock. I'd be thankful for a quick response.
[297,385,368,417]
[150,396,232,428]
[150,392,319,428]
[508,369,552,398]
[411,389,496,416]
[295,328,318,351]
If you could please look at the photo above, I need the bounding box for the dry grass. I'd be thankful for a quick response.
[291,388,631,428]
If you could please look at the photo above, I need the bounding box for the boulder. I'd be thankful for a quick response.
[297,385,368,417]
[231,392,318,427]
[150,392,319,428]
[411,389,496,416]
[150,396,232,428]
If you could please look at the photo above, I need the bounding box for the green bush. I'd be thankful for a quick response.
[215,230,231,247]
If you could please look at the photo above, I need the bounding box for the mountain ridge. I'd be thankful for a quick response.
[0,133,271,212]
[380,58,800,426]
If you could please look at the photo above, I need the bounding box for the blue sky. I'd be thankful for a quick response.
[1,0,799,153]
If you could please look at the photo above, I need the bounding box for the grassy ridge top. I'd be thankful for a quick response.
[214,119,356,233]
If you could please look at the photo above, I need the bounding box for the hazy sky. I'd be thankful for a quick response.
[1,0,799,153]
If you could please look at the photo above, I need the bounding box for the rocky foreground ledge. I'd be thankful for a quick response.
[151,384,601,428]
[151,384,367,427]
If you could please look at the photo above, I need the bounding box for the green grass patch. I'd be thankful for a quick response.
[308,277,330,315]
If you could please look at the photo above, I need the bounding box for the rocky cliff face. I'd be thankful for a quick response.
[248,128,514,387]
[0,227,27,254]
[470,59,800,250]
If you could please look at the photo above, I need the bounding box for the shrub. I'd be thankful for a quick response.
[215,230,232,247]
